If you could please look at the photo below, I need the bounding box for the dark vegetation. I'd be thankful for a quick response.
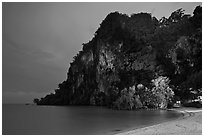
[34,6,202,109]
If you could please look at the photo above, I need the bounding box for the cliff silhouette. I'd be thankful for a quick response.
[35,6,202,109]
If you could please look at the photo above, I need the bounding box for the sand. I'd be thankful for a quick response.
[117,107,202,135]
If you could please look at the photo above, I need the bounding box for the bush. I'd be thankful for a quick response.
[113,86,143,110]
[179,71,202,101]
[106,85,120,106]
[183,101,202,108]
[33,98,40,104]
[112,76,174,110]
[139,76,174,109]
[90,92,106,106]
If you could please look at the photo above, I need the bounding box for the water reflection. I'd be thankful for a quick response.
[3,105,181,135]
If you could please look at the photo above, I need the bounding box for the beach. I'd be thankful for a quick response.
[118,107,202,135]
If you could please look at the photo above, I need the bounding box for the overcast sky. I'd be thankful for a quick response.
[2,2,201,104]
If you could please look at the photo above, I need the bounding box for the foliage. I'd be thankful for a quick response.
[90,92,106,106]
[140,76,174,109]
[177,71,202,101]
[33,98,39,104]
[112,76,174,110]
[113,86,143,110]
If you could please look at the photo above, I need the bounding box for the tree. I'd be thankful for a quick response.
[191,5,202,29]
[113,85,143,110]
[168,8,184,23]
[140,76,174,109]
[33,98,39,104]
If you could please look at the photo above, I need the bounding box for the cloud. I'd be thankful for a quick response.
[3,36,56,60]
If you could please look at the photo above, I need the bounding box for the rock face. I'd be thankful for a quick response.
[37,6,202,109]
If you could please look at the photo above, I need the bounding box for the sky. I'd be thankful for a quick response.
[2,2,201,104]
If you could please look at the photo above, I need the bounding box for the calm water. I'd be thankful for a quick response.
[3,104,181,135]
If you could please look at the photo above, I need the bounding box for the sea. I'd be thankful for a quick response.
[2,104,181,135]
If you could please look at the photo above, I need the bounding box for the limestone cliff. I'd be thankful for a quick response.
[36,6,202,109]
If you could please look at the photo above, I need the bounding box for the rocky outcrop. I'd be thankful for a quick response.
[36,6,202,109]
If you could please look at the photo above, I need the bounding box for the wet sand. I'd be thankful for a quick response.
[117,107,202,135]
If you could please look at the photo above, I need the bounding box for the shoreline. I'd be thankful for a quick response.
[117,107,202,135]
